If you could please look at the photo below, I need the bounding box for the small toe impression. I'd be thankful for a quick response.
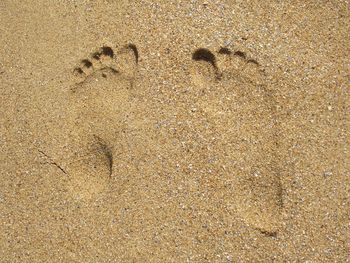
[233,50,247,60]
[94,46,115,68]
[127,44,139,63]
[73,59,94,82]
[115,44,139,77]
[218,47,232,55]
[242,59,265,85]
[80,59,94,75]
[73,67,86,82]
[91,46,114,61]
[217,48,246,73]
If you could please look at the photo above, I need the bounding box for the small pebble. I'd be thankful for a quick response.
[324,171,332,177]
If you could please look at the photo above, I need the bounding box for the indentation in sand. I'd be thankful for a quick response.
[68,44,139,201]
[191,47,283,235]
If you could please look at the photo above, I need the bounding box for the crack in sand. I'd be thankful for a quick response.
[38,149,68,175]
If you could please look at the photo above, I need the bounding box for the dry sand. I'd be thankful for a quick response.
[1,0,349,261]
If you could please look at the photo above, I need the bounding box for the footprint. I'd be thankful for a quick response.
[191,47,282,235]
[67,44,139,201]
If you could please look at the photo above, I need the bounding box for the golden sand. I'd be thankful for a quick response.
[1,1,349,261]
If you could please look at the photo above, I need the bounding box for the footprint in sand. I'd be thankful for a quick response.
[191,47,283,235]
[67,44,139,201]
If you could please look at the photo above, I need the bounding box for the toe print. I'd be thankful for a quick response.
[68,44,139,201]
[191,47,283,235]
[72,45,137,90]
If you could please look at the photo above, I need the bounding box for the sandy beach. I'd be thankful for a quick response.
[1,1,349,261]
